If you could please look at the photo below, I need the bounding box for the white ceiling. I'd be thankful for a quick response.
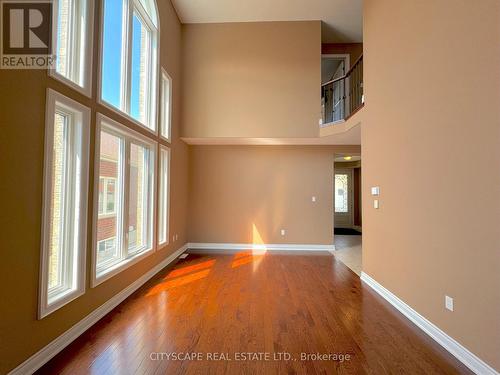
[171,0,363,43]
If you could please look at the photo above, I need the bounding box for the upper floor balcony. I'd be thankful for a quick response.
[321,54,364,127]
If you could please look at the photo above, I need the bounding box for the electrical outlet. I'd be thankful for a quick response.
[445,296,454,311]
[280,229,286,236]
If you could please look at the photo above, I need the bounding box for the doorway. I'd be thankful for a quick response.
[333,154,362,275]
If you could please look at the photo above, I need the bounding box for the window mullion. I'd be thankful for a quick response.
[126,0,134,114]
[120,0,131,112]
[70,0,82,84]
[68,0,76,81]
[145,31,152,128]
[77,0,87,84]
[122,138,131,260]
[143,150,150,247]
[63,115,75,291]
[59,117,70,290]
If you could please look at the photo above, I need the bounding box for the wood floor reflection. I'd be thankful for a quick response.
[37,251,471,374]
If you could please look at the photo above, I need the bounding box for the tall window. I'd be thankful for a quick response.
[93,114,156,285]
[51,0,94,95]
[160,69,172,141]
[158,146,170,245]
[39,89,90,318]
[100,0,158,130]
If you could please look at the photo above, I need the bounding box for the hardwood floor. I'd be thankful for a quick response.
[37,250,471,374]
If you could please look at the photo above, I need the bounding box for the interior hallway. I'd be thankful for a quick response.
[37,251,471,374]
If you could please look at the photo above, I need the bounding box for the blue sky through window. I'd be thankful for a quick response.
[101,0,153,127]
[101,0,124,108]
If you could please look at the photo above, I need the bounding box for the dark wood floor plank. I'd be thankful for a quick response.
[37,251,472,375]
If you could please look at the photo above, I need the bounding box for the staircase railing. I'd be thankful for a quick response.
[321,54,363,125]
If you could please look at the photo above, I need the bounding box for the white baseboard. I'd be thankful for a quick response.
[9,244,188,375]
[360,272,499,375]
[187,242,335,252]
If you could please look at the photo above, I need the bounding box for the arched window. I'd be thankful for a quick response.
[100,0,159,130]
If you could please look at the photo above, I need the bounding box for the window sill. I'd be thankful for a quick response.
[39,288,85,319]
[160,134,171,144]
[92,246,155,287]
[157,240,170,251]
[48,69,92,98]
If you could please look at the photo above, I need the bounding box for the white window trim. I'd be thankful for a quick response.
[98,176,117,216]
[48,0,95,97]
[158,145,170,247]
[96,0,160,133]
[39,89,90,319]
[91,113,157,287]
[160,68,172,143]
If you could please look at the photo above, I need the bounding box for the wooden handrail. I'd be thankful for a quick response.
[321,54,363,87]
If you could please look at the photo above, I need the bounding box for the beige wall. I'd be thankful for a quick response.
[188,145,359,245]
[181,21,321,138]
[0,1,188,373]
[362,0,500,370]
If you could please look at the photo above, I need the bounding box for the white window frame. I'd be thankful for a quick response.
[39,89,90,319]
[49,0,95,97]
[160,68,172,142]
[158,145,170,247]
[97,236,116,252]
[98,176,117,216]
[92,113,157,287]
[97,0,159,133]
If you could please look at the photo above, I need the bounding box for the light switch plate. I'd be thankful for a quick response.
[373,199,379,209]
[371,186,380,196]
[445,296,454,311]
[312,196,316,202]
